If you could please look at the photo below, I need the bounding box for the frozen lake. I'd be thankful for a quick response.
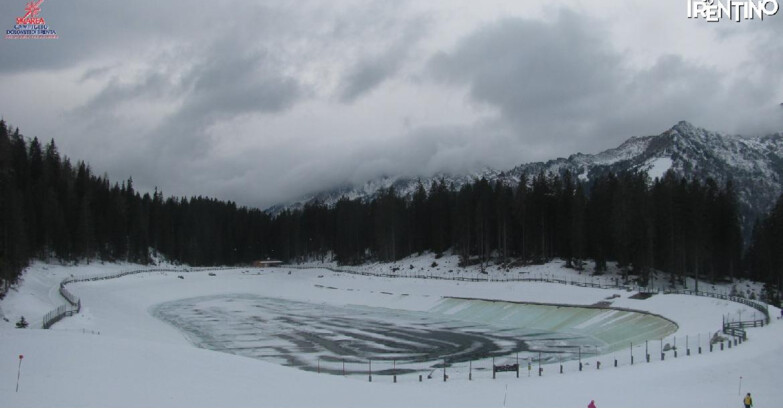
[152,294,676,376]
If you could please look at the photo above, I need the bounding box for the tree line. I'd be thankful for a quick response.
[1,120,780,303]
[745,195,783,304]
[283,171,744,288]
[0,121,275,294]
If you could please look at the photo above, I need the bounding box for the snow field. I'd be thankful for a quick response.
[1,256,780,407]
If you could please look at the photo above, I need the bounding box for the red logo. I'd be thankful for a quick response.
[5,0,58,40]
[17,0,46,25]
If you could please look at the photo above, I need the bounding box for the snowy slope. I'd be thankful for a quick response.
[1,258,780,408]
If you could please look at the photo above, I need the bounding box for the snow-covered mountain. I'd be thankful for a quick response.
[268,121,783,229]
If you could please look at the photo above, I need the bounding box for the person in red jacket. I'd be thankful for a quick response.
[588,400,597,408]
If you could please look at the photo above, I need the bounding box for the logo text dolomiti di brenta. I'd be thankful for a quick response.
[5,0,58,39]
[687,0,779,22]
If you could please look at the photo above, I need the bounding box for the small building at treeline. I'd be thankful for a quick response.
[252,260,283,268]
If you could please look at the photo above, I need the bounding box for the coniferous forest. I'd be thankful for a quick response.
[1,121,781,303]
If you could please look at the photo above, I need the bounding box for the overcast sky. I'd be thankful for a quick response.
[1,0,781,208]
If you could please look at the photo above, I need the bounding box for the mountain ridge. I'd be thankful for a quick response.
[268,121,783,232]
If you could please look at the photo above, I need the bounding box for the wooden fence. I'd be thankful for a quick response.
[41,267,232,329]
[290,265,770,323]
[42,264,770,334]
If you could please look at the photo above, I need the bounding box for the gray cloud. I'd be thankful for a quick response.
[2,1,781,210]
[429,10,783,156]
[339,19,427,103]
[339,49,404,103]
[150,47,302,155]
[431,11,619,118]
[40,0,430,206]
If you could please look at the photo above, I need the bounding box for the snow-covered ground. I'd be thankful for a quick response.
[1,254,780,408]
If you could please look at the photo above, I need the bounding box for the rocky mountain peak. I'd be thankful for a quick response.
[268,123,783,237]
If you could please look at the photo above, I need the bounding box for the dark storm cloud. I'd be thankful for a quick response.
[727,18,783,122]
[431,11,619,120]
[75,69,183,115]
[339,47,405,103]
[4,1,780,210]
[338,19,427,103]
[429,10,783,154]
[151,55,302,158]
[94,43,304,192]
[45,0,426,206]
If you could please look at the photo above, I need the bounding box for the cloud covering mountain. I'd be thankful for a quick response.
[0,1,781,209]
[271,122,783,236]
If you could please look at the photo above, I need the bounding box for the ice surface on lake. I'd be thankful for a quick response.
[153,295,676,375]
[430,298,677,352]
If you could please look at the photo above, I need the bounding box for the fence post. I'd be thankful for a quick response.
[443,359,447,382]
[538,352,542,376]
[15,355,23,392]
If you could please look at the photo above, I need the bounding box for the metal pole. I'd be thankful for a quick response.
[443,359,447,382]
[16,355,23,392]
[674,336,677,357]
[538,352,541,376]
[369,359,372,382]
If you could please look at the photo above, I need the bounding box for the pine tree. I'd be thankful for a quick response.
[410,181,428,255]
